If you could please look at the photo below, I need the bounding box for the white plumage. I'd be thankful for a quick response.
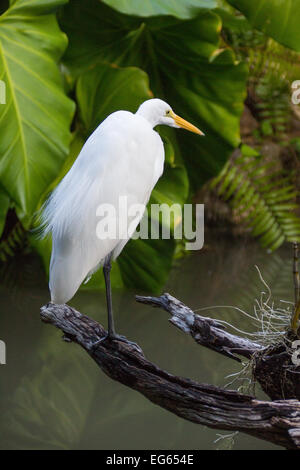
[42,98,203,337]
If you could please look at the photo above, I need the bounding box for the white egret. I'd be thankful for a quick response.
[42,98,204,341]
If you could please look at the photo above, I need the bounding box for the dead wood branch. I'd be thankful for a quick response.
[40,302,300,449]
[136,293,262,361]
[136,293,300,401]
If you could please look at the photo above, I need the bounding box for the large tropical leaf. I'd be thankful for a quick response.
[0,0,75,216]
[118,237,175,292]
[227,0,300,52]
[102,0,216,18]
[76,64,153,135]
[59,0,248,190]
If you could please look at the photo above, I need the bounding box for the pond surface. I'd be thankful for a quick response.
[0,233,293,450]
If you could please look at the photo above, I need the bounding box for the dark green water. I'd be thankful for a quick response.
[0,234,293,450]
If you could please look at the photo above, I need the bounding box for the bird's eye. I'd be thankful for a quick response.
[166,110,171,116]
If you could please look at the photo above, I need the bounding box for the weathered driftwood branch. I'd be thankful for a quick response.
[136,293,263,361]
[137,293,300,401]
[40,302,300,449]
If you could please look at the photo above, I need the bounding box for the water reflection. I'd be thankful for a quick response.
[0,234,292,449]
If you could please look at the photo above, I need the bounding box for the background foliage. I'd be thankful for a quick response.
[1,0,300,292]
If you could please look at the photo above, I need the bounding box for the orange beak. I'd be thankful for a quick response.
[171,111,204,136]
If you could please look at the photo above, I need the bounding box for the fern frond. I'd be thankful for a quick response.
[212,148,300,251]
[0,222,26,263]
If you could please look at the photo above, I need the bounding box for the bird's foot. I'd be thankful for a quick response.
[91,333,142,353]
[91,333,109,350]
[111,334,142,352]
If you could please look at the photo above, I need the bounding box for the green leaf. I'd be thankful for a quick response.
[261,120,273,136]
[241,144,260,157]
[101,0,216,18]
[227,0,300,52]
[60,0,248,189]
[0,0,75,216]
[76,64,153,135]
[118,237,175,292]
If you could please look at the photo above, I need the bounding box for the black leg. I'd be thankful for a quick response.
[91,255,141,352]
[103,253,116,338]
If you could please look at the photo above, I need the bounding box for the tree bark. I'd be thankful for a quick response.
[136,293,263,361]
[136,293,300,402]
[40,300,300,450]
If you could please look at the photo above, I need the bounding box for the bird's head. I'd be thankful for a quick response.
[136,98,204,136]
